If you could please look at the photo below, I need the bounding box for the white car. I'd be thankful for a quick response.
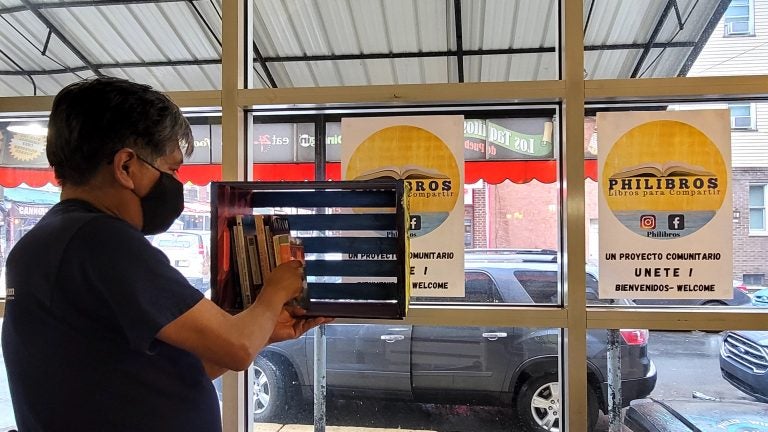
[151,230,210,293]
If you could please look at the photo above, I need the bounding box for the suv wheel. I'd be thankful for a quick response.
[516,373,598,432]
[253,356,288,423]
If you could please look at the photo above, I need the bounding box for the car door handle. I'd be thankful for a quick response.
[381,334,405,343]
[482,332,508,340]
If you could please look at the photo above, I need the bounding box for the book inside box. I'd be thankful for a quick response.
[211,181,410,320]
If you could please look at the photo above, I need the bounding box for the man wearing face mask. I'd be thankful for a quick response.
[1,77,331,432]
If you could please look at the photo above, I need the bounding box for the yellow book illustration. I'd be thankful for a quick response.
[353,165,448,181]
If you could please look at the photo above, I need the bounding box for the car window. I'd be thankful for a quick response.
[411,271,503,303]
[464,271,504,303]
[514,270,557,303]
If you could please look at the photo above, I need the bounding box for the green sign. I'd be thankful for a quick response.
[462,119,553,158]
[486,121,552,157]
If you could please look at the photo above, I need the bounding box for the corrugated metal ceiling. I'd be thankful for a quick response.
[0,0,729,96]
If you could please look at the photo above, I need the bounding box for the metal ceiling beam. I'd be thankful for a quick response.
[18,0,103,77]
[260,42,695,63]
[630,0,675,78]
[253,42,277,88]
[0,0,188,15]
[583,0,596,36]
[0,58,220,75]
[677,0,731,77]
[453,0,464,83]
[0,40,699,77]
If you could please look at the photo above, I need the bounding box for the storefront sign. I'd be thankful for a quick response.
[253,123,294,162]
[463,118,554,160]
[342,115,465,297]
[12,203,52,218]
[0,129,49,167]
[211,124,223,164]
[185,125,213,164]
[296,122,342,162]
[598,110,732,299]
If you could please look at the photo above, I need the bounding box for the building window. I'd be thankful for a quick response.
[743,273,764,286]
[729,103,756,130]
[724,0,754,36]
[464,217,473,248]
[749,184,767,233]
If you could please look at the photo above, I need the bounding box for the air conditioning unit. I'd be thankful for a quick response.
[731,115,753,129]
[725,20,751,36]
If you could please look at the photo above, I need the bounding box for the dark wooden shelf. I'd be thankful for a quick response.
[210,180,410,319]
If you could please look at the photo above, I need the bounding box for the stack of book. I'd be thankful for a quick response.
[231,214,305,309]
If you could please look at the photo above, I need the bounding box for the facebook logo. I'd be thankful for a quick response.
[409,215,422,231]
[668,214,685,230]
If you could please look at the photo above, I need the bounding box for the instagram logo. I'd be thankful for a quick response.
[640,215,656,230]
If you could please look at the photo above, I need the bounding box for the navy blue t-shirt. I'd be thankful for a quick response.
[1,199,221,432]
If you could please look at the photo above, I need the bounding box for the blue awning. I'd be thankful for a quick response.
[3,187,59,205]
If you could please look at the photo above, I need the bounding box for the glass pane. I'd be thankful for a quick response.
[725,6,750,18]
[248,111,562,305]
[249,0,559,88]
[584,1,758,79]
[749,208,765,230]
[749,185,764,207]
[0,3,221,96]
[730,105,751,117]
[733,116,753,128]
[251,327,563,431]
[597,329,768,432]
[0,114,218,297]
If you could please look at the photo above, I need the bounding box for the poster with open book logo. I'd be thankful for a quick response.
[598,110,732,300]
[342,116,465,298]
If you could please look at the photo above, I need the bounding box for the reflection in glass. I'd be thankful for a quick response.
[252,327,564,431]
[583,1,765,80]
[610,329,768,431]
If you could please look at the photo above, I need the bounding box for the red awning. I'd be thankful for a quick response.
[0,160,598,187]
[253,161,598,184]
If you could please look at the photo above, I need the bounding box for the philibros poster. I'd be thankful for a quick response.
[598,110,732,299]
[342,116,465,297]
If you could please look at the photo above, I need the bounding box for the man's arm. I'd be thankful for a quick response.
[156,260,331,374]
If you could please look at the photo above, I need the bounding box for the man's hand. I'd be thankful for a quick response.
[257,260,306,308]
[268,307,333,344]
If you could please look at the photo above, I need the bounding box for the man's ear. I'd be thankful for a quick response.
[111,149,137,190]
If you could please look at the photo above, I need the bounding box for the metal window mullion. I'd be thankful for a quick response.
[587,309,768,331]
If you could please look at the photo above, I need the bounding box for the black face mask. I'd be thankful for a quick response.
[135,156,185,235]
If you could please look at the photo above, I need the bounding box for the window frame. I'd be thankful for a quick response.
[749,184,768,235]
[723,0,755,37]
[729,102,757,130]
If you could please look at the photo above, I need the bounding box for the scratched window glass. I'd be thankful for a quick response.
[249,327,562,431]
[596,329,768,431]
